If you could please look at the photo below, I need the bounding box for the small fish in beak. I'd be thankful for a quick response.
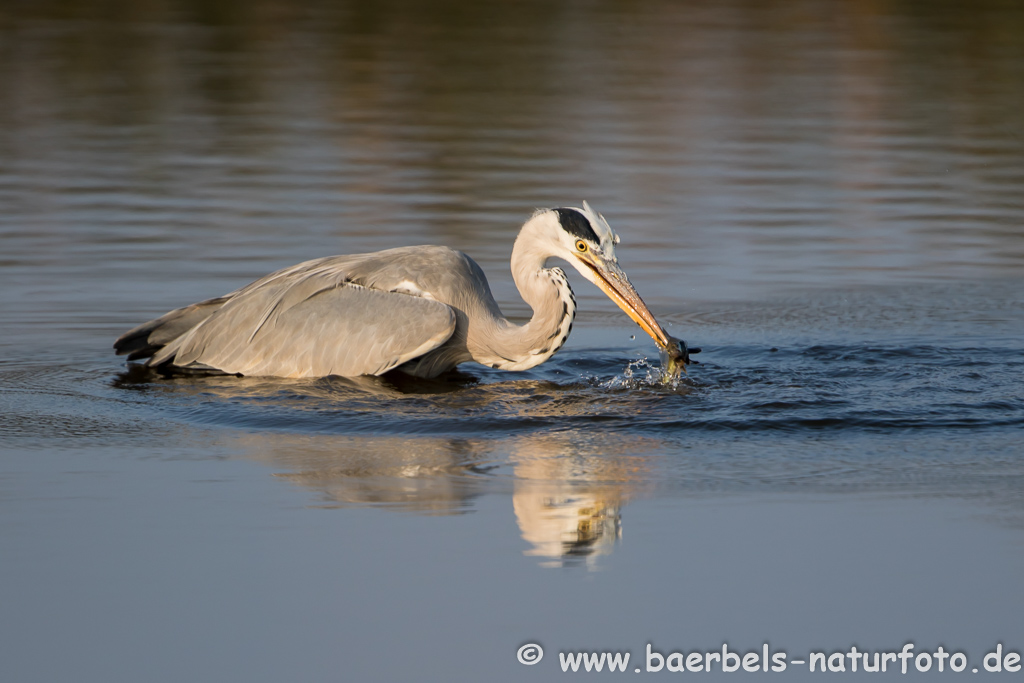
[659,335,700,380]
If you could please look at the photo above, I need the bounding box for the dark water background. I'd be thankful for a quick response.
[2,1,1023,681]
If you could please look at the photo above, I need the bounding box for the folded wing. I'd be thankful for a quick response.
[135,267,456,378]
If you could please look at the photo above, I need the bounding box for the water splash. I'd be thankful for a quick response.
[600,357,694,391]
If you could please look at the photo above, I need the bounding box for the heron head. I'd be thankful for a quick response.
[543,202,674,353]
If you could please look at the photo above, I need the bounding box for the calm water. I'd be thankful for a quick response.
[2,1,1023,681]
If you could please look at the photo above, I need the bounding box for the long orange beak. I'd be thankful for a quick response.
[576,255,673,352]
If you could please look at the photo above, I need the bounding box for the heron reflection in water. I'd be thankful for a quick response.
[232,430,648,569]
[115,203,697,378]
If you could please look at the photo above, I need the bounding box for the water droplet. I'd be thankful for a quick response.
[630,335,635,340]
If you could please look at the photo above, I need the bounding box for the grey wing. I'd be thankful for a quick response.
[114,296,230,360]
[149,281,457,378]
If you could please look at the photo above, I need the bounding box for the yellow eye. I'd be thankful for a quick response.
[575,240,588,252]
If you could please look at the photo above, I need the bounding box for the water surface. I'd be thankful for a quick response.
[2,1,1023,681]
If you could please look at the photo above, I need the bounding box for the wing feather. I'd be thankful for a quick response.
[150,279,456,378]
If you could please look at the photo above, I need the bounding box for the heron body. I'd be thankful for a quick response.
[115,203,691,379]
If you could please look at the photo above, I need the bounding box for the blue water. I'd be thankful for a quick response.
[2,1,1023,681]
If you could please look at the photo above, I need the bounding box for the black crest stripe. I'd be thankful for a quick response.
[554,208,600,244]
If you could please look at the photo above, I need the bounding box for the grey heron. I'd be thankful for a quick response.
[115,203,697,378]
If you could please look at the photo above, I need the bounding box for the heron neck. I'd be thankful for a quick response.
[473,231,576,371]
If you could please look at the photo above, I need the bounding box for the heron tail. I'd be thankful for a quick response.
[114,296,229,361]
